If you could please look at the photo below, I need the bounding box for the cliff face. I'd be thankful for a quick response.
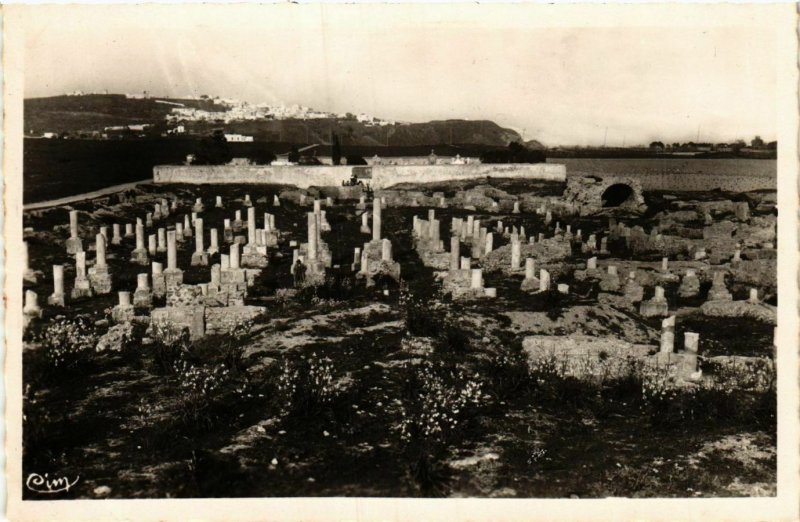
[25,95,524,147]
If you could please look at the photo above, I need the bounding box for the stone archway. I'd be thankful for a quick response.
[601,183,635,207]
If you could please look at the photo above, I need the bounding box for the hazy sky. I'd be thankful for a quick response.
[21,4,779,146]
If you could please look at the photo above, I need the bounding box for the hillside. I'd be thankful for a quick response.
[24,94,525,147]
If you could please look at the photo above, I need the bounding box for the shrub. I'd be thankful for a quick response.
[486,347,532,401]
[222,318,254,374]
[395,360,485,446]
[149,322,192,375]
[274,352,346,418]
[171,359,254,433]
[38,317,97,373]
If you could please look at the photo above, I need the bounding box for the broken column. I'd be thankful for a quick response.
[208,228,219,255]
[372,197,382,241]
[450,236,460,271]
[707,271,732,301]
[521,258,539,291]
[112,291,135,323]
[88,233,113,294]
[183,215,193,238]
[131,223,149,265]
[23,241,37,283]
[678,269,701,298]
[65,210,83,254]
[70,251,93,299]
[157,228,167,253]
[148,234,157,256]
[191,218,209,266]
[659,316,676,354]
[47,265,65,306]
[23,290,43,326]
[640,285,669,317]
[539,269,551,292]
[510,239,521,271]
[164,230,184,289]
[152,261,166,298]
[134,273,153,308]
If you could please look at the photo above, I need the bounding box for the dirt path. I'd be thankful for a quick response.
[23,179,150,211]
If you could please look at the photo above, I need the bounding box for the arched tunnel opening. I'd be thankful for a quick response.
[601,183,635,207]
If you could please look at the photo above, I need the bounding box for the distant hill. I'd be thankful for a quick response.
[24,94,526,148]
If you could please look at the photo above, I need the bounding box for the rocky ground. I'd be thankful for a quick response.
[21,178,776,498]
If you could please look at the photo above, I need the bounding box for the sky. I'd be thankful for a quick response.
[20,4,780,147]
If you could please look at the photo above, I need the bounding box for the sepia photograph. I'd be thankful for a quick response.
[3,3,798,521]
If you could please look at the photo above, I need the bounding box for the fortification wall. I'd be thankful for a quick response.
[153,163,567,189]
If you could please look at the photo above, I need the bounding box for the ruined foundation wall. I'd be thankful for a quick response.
[153,164,567,189]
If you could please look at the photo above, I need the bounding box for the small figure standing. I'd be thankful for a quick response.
[293,259,307,288]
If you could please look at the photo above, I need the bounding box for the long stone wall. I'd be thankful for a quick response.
[568,172,775,193]
[153,163,567,189]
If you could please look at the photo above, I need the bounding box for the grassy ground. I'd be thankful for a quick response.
[22,180,776,499]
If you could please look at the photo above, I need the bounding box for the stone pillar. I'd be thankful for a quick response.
[247,207,257,245]
[748,288,759,303]
[660,316,676,353]
[485,232,494,255]
[587,257,597,270]
[381,239,392,262]
[23,241,37,283]
[134,273,153,308]
[460,257,471,270]
[307,212,318,261]
[193,197,204,212]
[48,265,65,306]
[470,268,483,290]
[167,230,178,270]
[359,247,369,274]
[512,201,520,214]
[273,195,281,207]
[216,195,223,208]
[112,291,135,323]
[125,223,134,237]
[326,196,334,207]
[600,237,608,254]
[146,212,154,228]
[450,236,460,271]
[24,290,42,319]
[156,228,166,252]
[208,228,219,254]
[183,215,193,237]
[361,211,371,234]
[100,226,109,243]
[545,210,553,224]
[661,257,669,272]
[511,240,521,270]
[148,234,157,256]
[372,197,382,241]
[192,218,208,266]
[539,269,551,292]
[353,247,361,267]
[525,258,535,279]
[230,243,241,269]
[557,284,569,294]
[112,224,122,245]
[66,210,83,253]
[684,332,699,353]
[313,199,322,215]
[152,261,166,297]
[131,223,149,265]
[71,251,93,298]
